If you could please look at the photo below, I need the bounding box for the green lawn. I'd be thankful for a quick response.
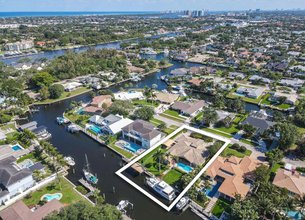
[202,128,233,138]
[16,153,35,163]
[109,143,134,159]
[240,138,257,147]
[261,94,292,110]
[23,177,87,207]
[221,146,252,158]
[271,163,282,174]
[0,123,16,131]
[212,198,232,218]
[150,117,163,126]
[133,99,159,107]
[159,113,185,122]
[227,88,263,104]
[35,87,91,105]
[64,111,89,127]
[140,147,168,176]
[163,168,184,186]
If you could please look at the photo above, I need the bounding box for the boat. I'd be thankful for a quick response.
[67,124,81,133]
[116,200,133,214]
[146,177,176,201]
[176,196,189,210]
[140,48,157,55]
[64,156,75,166]
[56,116,69,125]
[83,154,98,184]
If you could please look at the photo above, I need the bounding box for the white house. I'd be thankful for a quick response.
[114,91,144,101]
[0,156,35,204]
[101,114,133,135]
[122,120,163,149]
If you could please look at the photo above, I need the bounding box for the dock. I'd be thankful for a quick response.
[131,162,145,174]
[78,178,96,192]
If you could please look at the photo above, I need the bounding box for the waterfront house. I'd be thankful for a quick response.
[154,92,179,105]
[89,115,104,125]
[167,133,209,166]
[122,120,163,148]
[272,168,305,197]
[0,199,63,220]
[236,86,264,99]
[62,82,83,92]
[83,95,112,115]
[241,114,275,136]
[206,156,261,201]
[169,68,189,78]
[101,114,133,135]
[171,100,206,117]
[269,92,298,106]
[0,156,35,204]
[114,91,144,101]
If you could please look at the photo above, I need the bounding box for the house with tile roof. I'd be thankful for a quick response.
[206,156,261,201]
[122,120,163,148]
[272,168,305,197]
[0,199,63,220]
[171,100,206,117]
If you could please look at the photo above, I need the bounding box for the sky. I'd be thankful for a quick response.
[0,0,305,12]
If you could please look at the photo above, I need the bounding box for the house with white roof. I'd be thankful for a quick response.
[101,114,133,135]
[114,90,144,101]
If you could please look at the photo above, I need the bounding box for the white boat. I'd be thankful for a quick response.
[176,196,189,210]
[67,124,81,133]
[64,156,75,166]
[146,177,176,201]
[116,200,133,214]
[140,48,157,55]
[56,116,69,125]
[163,48,169,55]
[83,154,98,184]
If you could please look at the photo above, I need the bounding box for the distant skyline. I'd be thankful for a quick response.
[0,0,305,12]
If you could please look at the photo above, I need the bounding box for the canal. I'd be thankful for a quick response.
[18,39,260,219]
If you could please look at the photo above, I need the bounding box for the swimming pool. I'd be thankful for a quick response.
[41,193,62,202]
[90,125,102,134]
[176,162,193,173]
[123,142,141,153]
[12,144,23,151]
[204,181,222,198]
[287,211,303,220]
[234,92,246,97]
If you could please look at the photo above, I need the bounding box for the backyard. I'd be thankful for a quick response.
[261,94,292,110]
[212,198,232,218]
[221,145,252,158]
[140,147,169,176]
[23,177,87,207]
[163,168,184,186]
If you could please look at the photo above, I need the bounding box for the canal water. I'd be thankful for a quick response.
[18,38,260,219]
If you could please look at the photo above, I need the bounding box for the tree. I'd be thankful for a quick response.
[227,98,245,113]
[253,164,270,183]
[108,100,133,117]
[207,141,223,156]
[272,123,299,150]
[240,124,256,138]
[265,149,284,167]
[31,72,54,88]
[48,84,64,99]
[39,86,50,100]
[201,107,218,126]
[231,197,259,220]
[157,122,166,130]
[45,201,122,220]
[133,106,154,121]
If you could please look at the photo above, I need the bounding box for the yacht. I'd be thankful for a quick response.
[116,200,133,214]
[64,156,75,166]
[67,124,81,133]
[140,48,157,55]
[146,177,176,201]
[176,196,189,210]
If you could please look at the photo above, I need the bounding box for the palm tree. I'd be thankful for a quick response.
[297,195,305,213]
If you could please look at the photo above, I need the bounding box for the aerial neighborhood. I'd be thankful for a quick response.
[0,7,305,220]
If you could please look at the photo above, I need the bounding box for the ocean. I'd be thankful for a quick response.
[0,11,161,18]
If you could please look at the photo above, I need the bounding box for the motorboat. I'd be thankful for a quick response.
[67,124,81,133]
[116,200,133,214]
[176,196,189,210]
[64,156,75,166]
[56,116,69,125]
[146,177,176,201]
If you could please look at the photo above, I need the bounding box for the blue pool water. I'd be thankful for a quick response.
[176,162,193,173]
[12,145,22,151]
[234,92,246,97]
[42,193,62,202]
[123,142,142,153]
[90,125,102,134]
[204,181,222,198]
[287,211,303,220]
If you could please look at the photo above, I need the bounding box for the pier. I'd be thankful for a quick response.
[78,178,96,192]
